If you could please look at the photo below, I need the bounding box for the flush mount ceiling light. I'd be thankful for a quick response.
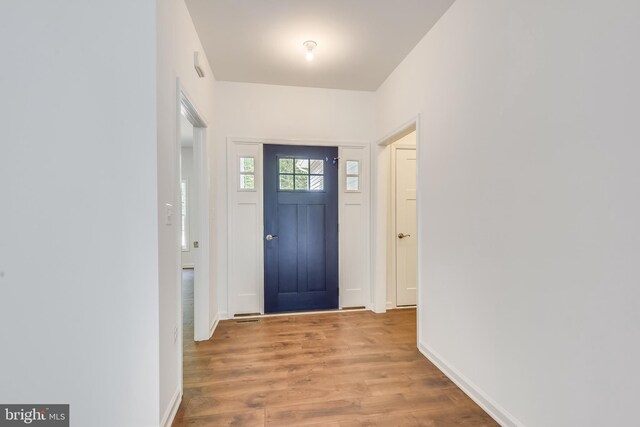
[303,40,317,61]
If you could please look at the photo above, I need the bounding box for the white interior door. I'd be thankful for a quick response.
[395,148,417,306]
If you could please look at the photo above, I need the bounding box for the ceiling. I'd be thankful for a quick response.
[185,0,455,91]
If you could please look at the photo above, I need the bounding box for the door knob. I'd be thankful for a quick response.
[266,234,278,241]
[397,233,411,239]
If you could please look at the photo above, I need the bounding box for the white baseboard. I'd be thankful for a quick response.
[160,387,182,427]
[208,313,220,339]
[418,342,523,427]
[386,301,393,309]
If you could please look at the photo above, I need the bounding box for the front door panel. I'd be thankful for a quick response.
[264,145,339,313]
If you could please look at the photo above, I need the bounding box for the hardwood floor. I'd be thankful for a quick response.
[174,271,497,426]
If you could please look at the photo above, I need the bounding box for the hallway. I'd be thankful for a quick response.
[174,272,495,426]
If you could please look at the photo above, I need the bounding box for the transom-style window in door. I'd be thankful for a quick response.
[278,158,325,191]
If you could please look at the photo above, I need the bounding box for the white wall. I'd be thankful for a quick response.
[157,0,217,423]
[375,0,640,425]
[213,82,375,317]
[181,145,195,268]
[0,2,159,426]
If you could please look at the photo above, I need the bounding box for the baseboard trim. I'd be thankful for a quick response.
[160,387,182,427]
[209,313,220,339]
[230,308,369,320]
[418,342,523,427]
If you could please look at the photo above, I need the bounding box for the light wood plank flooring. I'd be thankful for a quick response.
[174,271,497,426]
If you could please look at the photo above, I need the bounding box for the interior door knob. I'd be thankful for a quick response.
[397,233,411,239]
[266,234,278,241]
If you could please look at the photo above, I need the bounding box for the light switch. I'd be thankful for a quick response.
[165,203,173,225]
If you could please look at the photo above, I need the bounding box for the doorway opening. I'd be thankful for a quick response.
[178,89,210,337]
[374,121,418,312]
[176,85,211,416]
[178,94,209,338]
[227,138,371,318]
[179,110,196,347]
[389,130,417,308]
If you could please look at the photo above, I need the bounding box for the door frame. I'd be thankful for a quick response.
[390,143,417,308]
[226,137,371,317]
[176,79,211,348]
[373,114,422,338]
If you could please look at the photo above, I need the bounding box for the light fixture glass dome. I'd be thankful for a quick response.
[303,40,317,61]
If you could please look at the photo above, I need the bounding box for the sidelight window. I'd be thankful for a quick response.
[345,160,360,191]
[239,156,255,190]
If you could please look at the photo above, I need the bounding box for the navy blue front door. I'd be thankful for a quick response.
[264,145,339,313]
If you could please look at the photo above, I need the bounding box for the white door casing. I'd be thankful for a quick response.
[178,86,211,342]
